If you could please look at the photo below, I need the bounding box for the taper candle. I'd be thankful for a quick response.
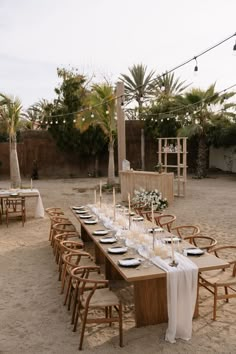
[171,234,174,261]
[151,202,154,224]
[94,189,97,204]
[128,193,131,214]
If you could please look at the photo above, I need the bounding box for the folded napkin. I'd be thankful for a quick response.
[151,253,198,343]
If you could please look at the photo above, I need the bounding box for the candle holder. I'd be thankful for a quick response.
[128,213,131,230]
[169,259,178,267]
[152,228,156,250]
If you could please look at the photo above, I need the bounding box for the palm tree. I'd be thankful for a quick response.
[76,83,117,185]
[120,64,155,118]
[0,94,24,187]
[151,71,190,101]
[176,84,236,178]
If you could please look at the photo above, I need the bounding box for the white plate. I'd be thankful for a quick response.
[93,230,110,236]
[108,246,128,254]
[184,248,204,256]
[163,237,182,243]
[75,210,88,214]
[118,258,141,267]
[125,211,135,216]
[148,227,164,233]
[79,214,93,219]
[132,216,144,221]
[84,219,98,225]
[99,237,117,244]
[72,206,85,210]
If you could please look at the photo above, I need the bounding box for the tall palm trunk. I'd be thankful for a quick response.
[196,134,208,178]
[107,139,115,185]
[10,134,21,188]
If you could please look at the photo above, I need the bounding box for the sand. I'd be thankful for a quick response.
[0,173,236,354]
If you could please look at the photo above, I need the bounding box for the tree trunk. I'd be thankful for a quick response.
[107,139,115,185]
[10,134,21,188]
[196,134,208,178]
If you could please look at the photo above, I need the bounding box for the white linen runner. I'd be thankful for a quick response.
[151,253,198,343]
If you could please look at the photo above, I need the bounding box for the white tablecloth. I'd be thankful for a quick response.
[0,188,45,218]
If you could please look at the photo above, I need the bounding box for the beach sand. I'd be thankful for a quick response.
[0,173,236,353]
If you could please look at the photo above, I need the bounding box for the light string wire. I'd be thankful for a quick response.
[136,83,236,121]
[40,32,236,122]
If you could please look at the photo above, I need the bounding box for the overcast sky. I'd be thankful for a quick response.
[0,0,235,108]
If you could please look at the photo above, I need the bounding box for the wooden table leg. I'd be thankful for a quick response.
[133,277,168,327]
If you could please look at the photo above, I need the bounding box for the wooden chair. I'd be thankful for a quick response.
[51,221,79,248]
[171,225,200,239]
[71,266,123,350]
[145,210,163,222]
[4,196,26,227]
[184,235,217,252]
[154,214,176,232]
[199,245,236,320]
[54,232,79,264]
[45,207,64,216]
[61,251,95,297]
[57,240,84,280]
[49,215,70,242]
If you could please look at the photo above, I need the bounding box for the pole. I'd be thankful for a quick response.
[116,81,126,176]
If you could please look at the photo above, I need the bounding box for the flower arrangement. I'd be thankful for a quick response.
[154,162,163,173]
[132,188,168,211]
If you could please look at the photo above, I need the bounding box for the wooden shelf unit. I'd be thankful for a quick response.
[158,137,187,197]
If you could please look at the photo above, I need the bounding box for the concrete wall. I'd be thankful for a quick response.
[209,146,236,173]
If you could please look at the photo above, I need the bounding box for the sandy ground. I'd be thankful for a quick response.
[0,173,236,354]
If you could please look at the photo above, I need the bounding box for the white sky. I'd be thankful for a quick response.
[0,0,236,108]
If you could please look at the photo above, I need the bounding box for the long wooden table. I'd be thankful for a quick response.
[72,208,229,327]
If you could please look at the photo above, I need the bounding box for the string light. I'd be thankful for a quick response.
[39,32,236,122]
[63,119,66,124]
[91,113,94,118]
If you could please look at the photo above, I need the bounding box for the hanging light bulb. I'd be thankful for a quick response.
[55,120,58,124]
[194,57,198,74]
[73,119,76,123]
[50,121,53,124]
[105,110,109,115]
[45,121,48,124]
[91,113,94,118]
[82,117,85,121]
[63,119,66,124]
[233,40,236,55]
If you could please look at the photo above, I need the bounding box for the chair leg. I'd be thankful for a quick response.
[213,286,217,320]
[119,303,123,347]
[224,286,229,302]
[61,265,67,293]
[79,310,88,350]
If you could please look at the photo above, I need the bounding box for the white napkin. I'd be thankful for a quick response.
[151,253,198,343]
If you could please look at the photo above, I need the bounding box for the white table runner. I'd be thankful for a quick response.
[151,253,198,343]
